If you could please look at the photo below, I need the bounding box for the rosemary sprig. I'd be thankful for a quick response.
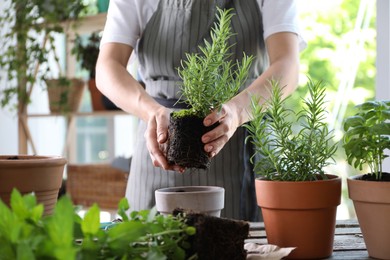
[177,7,254,118]
[245,79,338,181]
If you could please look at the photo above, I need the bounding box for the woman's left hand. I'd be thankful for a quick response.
[201,104,240,158]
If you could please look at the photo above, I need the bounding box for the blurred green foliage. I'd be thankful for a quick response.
[295,0,376,123]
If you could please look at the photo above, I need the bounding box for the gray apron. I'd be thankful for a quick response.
[127,0,267,221]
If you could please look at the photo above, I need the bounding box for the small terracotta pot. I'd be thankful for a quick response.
[46,78,85,113]
[348,175,390,259]
[88,78,105,111]
[0,155,67,215]
[155,186,225,217]
[255,174,341,259]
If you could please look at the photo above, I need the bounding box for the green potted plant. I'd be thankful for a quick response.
[245,79,341,259]
[0,0,86,114]
[73,31,107,111]
[0,189,249,260]
[167,7,253,169]
[343,100,390,259]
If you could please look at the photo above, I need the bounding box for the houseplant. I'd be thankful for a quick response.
[0,189,249,260]
[343,100,390,259]
[0,155,67,216]
[166,7,253,169]
[73,31,107,111]
[245,79,341,259]
[0,0,86,114]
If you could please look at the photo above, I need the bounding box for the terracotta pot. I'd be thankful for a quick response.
[255,174,341,259]
[0,155,67,215]
[348,175,390,259]
[155,186,224,217]
[88,78,106,111]
[46,78,85,113]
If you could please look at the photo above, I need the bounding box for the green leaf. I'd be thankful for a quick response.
[16,242,35,260]
[369,122,390,135]
[107,221,148,253]
[344,126,367,141]
[356,100,381,111]
[44,196,75,247]
[146,249,167,260]
[173,247,186,260]
[0,237,16,259]
[10,189,31,219]
[118,198,130,221]
[343,115,365,130]
[81,204,100,235]
[0,195,22,244]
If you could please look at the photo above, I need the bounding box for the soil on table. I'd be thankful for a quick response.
[167,114,218,169]
[174,209,249,260]
[359,172,390,181]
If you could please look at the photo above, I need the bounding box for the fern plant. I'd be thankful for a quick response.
[245,79,338,181]
[175,7,253,118]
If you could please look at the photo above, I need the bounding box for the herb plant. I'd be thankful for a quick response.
[343,100,390,180]
[0,189,196,260]
[245,79,338,181]
[176,7,254,118]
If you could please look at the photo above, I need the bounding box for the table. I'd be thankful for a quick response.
[247,219,373,259]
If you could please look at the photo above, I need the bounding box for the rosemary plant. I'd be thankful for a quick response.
[343,100,390,180]
[245,79,338,181]
[176,7,254,118]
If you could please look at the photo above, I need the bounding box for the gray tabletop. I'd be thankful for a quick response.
[247,219,373,260]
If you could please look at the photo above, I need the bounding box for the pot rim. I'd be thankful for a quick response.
[256,174,340,184]
[155,185,224,195]
[0,155,67,167]
[347,174,390,181]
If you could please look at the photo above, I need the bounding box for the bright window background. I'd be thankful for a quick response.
[297,0,376,219]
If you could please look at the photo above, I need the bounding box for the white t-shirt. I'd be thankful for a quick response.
[101,0,306,51]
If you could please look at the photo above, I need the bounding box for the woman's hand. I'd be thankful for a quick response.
[201,104,240,158]
[144,106,185,173]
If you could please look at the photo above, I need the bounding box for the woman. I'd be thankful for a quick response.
[96,0,306,221]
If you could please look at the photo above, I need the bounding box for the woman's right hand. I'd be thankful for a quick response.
[144,106,185,173]
[96,43,185,172]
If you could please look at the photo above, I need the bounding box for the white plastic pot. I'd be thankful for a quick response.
[155,186,225,217]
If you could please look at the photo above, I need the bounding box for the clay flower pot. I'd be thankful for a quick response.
[348,175,390,259]
[0,155,67,215]
[88,78,106,111]
[255,174,341,259]
[155,186,224,217]
[46,78,84,113]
